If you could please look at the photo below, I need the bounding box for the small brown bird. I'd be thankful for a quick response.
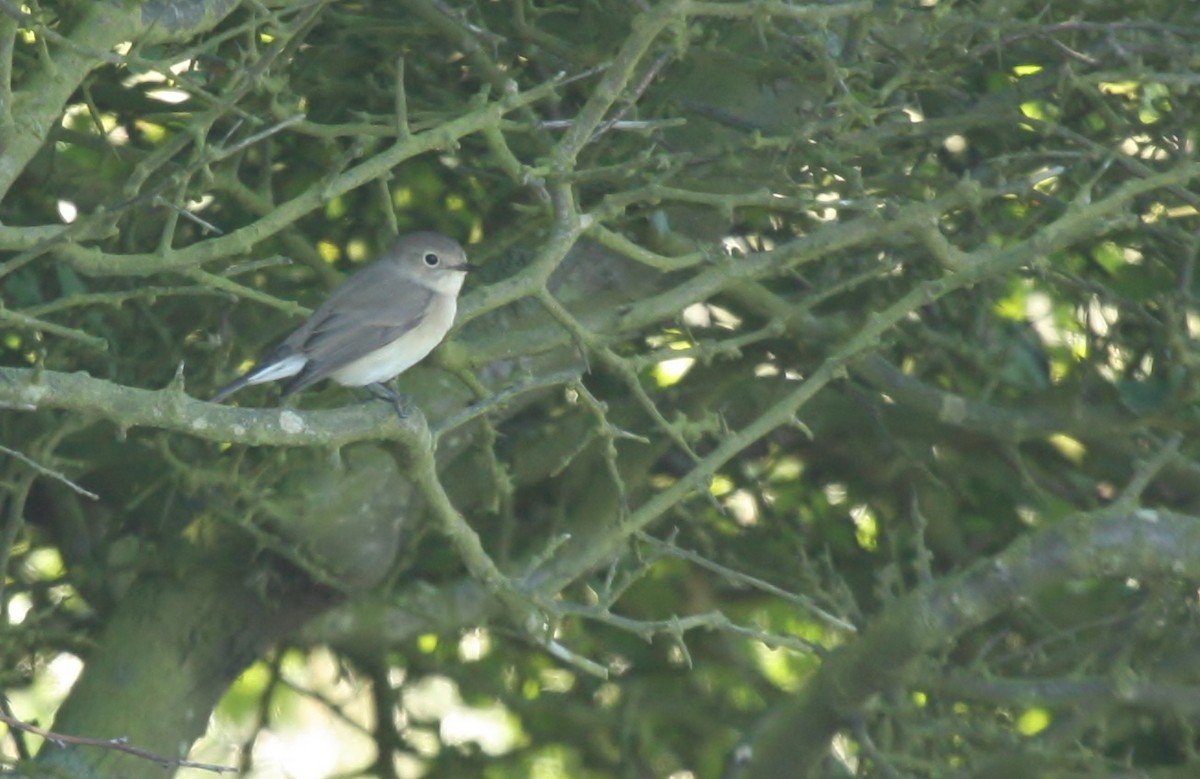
[212,232,473,411]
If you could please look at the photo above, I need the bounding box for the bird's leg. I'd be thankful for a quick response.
[366,382,413,419]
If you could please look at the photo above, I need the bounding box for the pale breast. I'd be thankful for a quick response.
[329,295,458,387]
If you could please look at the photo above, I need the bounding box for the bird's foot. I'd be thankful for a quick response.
[366,382,413,419]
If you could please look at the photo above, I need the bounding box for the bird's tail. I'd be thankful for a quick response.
[211,351,307,403]
[211,375,253,403]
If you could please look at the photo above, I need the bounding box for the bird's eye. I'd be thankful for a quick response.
[423,252,440,267]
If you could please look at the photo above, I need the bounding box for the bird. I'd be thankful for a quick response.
[212,231,473,414]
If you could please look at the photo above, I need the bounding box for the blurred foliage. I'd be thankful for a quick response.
[2,0,1200,778]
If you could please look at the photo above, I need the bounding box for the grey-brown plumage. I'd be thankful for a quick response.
[212,232,472,405]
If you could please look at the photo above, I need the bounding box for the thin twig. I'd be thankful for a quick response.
[539,118,683,131]
[1117,434,1183,507]
[394,56,410,137]
[556,601,822,655]
[0,307,108,350]
[542,639,611,678]
[535,288,702,463]
[0,443,98,500]
[591,51,673,142]
[637,532,857,633]
[0,698,30,760]
[432,369,582,439]
[0,710,236,773]
[209,113,306,162]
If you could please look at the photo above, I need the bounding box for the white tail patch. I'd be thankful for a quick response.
[244,354,306,385]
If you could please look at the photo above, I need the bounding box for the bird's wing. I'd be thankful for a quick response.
[280,271,436,395]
